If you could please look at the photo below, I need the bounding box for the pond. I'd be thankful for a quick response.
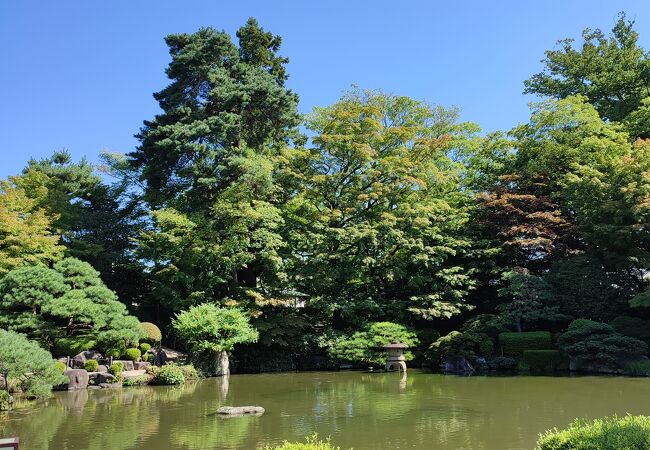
[3,370,650,449]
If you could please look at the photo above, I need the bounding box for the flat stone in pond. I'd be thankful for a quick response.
[216,406,265,416]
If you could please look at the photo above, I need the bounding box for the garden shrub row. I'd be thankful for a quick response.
[536,415,650,449]
[523,350,566,372]
[499,331,553,356]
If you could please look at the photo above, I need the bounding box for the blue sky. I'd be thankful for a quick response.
[1,1,648,179]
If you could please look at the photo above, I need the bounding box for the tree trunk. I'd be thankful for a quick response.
[214,350,230,377]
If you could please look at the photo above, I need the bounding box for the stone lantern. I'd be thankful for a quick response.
[383,341,408,373]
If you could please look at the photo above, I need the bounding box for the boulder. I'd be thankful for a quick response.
[217,406,265,416]
[63,369,89,390]
[115,360,134,371]
[152,346,186,365]
[99,382,122,389]
[134,362,151,370]
[440,356,474,374]
[71,351,102,369]
[96,373,118,384]
[97,365,108,373]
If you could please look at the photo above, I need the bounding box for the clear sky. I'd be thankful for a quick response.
[1,1,649,179]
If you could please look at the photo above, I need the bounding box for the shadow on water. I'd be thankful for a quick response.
[4,370,650,450]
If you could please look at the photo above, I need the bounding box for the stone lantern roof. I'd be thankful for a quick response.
[382,341,408,349]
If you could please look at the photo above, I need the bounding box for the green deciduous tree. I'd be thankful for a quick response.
[172,303,258,375]
[282,89,480,326]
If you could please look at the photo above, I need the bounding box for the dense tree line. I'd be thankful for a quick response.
[1,14,648,373]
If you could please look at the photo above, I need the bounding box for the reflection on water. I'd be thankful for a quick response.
[4,371,650,450]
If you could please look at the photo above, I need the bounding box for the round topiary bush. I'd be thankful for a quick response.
[142,353,154,363]
[84,359,99,372]
[139,342,152,354]
[109,361,124,379]
[105,348,121,359]
[140,322,162,344]
[124,348,142,362]
[153,364,185,385]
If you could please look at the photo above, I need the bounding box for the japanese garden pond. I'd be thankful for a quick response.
[3,370,650,450]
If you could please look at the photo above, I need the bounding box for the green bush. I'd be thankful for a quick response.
[123,375,149,387]
[523,350,565,372]
[124,348,141,362]
[610,316,650,341]
[109,362,124,379]
[53,336,97,357]
[55,361,67,373]
[558,319,647,372]
[105,348,121,359]
[265,434,350,450]
[142,353,154,363]
[329,322,419,366]
[84,359,99,372]
[489,356,518,371]
[145,365,160,376]
[536,415,650,449]
[625,360,650,376]
[0,390,13,411]
[499,331,553,356]
[428,330,492,366]
[181,364,200,380]
[140,322,162,344]
[139,342,152,354]
[153,364,185,385]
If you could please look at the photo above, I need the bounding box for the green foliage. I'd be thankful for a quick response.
[122,375,149,387]
[105,348,121,359]
[0,390,12,411]
[173,304,258,355]
[145,365,160,376]
[139,342,152,354]
[108,362,124,379]
[265,434,350,450]
[284,89,481,326]
[328,322,419,366]
[0,329,67,398]
[153,364,185,385]
[139,322,162,343]
[53,336,97,357]
[489,356,518,371]
[180,364,200,380]
[0,258,140,350]
[498,331,553,356]
[142,353,154,363]
[609,316,650,342]
[428,330,492,365]
[624,360,650,377]
[558,319,647,372]
[523,350,565,372]
[84,359,99,372]
[124,348,141,362]
[536,415,650,450]
[54,361,67,373]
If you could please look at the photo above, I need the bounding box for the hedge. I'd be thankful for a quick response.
[536,415,650,449]
[523,350,565,371]
[499,331,553,356]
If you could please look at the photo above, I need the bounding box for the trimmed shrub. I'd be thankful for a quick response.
[84,359,99,372]
[124,348,141,362]
[108,362,124,379]
[139,343,152,354]
[105,348,121,359]
[140,322,162,344]
[558,319,647,372]
[523,350,565,372]
[536,415,650,449]
[153,364,185,385]
[55,361,67,373]
[489,356,518,371]
[123,375,149,387]
[429,331,488,365]
[142,353,154,363]
[499,331,553,356]
[53,336,97,357]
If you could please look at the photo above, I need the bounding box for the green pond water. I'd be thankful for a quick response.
[3,370,650,449]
